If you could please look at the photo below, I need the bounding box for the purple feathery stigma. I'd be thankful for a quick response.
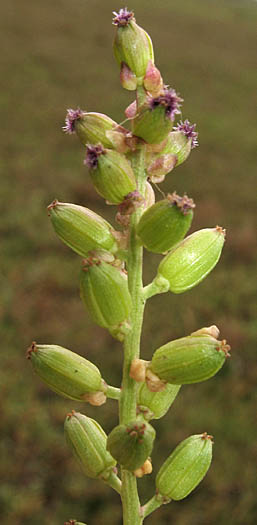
[150,88,183,121]
[63,108,85,134]
[112,8,134,26]
[173,119,199,148]
[84,144,105,169]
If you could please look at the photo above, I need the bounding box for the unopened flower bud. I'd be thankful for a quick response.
[120,62,137,90]
[83,391,107,407]
[80,259,132,336]
[27,343,105,401]
[146,154,177,183]
[137,193,195,254]
[137,382,181,420]
[133,88,183,144]
[48,200,118,257]
[107,420,156,471]
[63,109,118,148]
[130,358,148,382]
[145,369,167,392]
[143,60,163,96]
[64,411,116,479]
[191,325,220,339]
[125,100,137,119]
[113,9,154,86]
[157,226,226,293]
[156,433,213,500]
[134,458,152,478]
[144,181,156,208]
[150,334,231,385]
[84,145,136,204]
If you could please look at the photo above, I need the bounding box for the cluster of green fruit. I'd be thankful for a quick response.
[28,8,230,522]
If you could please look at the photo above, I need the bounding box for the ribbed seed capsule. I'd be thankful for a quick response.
[162,131,192,166]
[113,9,154,85]
[48,200,118,257]
[80,259,132,333]
[156,433,213,500]
[84,145,136,204]
[133,89,183,144]
[137,193,195,254]
[64,412,116,480]
[150,334,230,385]
[26,343,105,401]
[63,108,119,148]
[137,382,181,421]
[107,420,156,471]
[157,226,226,293]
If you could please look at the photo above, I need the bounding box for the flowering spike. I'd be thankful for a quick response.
[173,119,199,148]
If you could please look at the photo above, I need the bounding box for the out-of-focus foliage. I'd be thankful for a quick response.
[1,0,256,523]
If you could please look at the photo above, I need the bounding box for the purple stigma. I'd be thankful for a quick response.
[63,108,85,134]
[112,8,134,26]
[84,144,105,169]
[150,88,183,121]
[173,119,199,148]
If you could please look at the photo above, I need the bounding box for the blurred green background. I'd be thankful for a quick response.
[1,0,256,523]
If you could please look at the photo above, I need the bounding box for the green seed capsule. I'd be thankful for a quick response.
[156,433,213,500]
[137,382,181,420]
[151,334,230,385]
[80,259,132,333]
[137,193,195,254]
[157,226,226,293]
[113,9,154,85]
[85,145,136,204]
[162,131,192,167]
[27,343,104,401]
[64,411,116,479]
[48,200,118,257]
[74,112,118,148]
[133,89,183,144]
[107,420,156,471]
[133,103,174,145]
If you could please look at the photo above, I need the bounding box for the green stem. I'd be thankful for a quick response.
[140,494,163,519]
[103,470,122,494]
[143,275,170,300]
[105,385,121,400]
[119,146,147,525]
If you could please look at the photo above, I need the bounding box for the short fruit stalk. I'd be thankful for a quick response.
[27,8,230,525]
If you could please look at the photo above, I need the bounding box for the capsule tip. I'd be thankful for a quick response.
[26,341,37,359]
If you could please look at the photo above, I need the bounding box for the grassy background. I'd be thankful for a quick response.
[1,0,256,523]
